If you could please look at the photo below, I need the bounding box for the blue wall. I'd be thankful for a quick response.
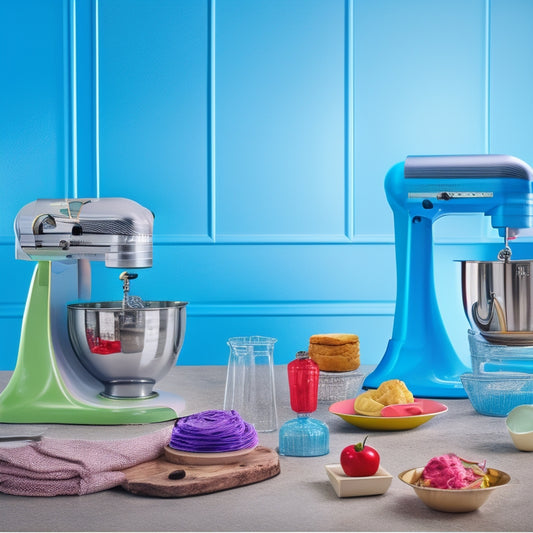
[2,0,533,369]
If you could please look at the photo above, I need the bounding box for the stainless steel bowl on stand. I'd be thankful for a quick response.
[68,301,187,399]
[462,260,533,345]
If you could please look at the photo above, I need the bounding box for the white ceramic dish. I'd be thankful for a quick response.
[398,467,511,513]
[325,464,392,498]
[506,404,533,451]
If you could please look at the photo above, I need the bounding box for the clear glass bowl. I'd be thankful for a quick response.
[468,330,533,374]
[460,372,533,416]
[317,369,365,402]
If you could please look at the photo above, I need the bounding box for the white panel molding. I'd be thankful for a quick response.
[344,0,355,240]
[208,0,216,240]
[0,300,393,320]
[484,0,491,155]
[0,304,25,319]
[188,300,395,317]
[63,0,76,197]
[154,234,387,244]
[1,234,512,245]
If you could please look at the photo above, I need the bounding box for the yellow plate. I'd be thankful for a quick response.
[329,398,448,431]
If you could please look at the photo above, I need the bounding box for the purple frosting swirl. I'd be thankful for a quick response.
[169,410,259,453]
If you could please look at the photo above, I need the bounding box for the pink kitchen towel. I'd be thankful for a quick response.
[0,425,172,496]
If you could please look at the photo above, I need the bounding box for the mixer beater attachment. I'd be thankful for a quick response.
[119,271,145,309]
[497,229,513,263]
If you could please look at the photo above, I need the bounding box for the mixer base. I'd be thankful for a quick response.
[0,380,185,424]
[364,339,470,399]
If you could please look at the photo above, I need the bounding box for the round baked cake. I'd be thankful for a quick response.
[308,333,360,372]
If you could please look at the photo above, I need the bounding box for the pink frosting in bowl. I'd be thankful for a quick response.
[421,454,485,489]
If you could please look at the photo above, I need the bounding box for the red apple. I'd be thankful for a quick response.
[340,436,380,477]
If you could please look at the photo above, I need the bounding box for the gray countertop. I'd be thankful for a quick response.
[0,365,530,532]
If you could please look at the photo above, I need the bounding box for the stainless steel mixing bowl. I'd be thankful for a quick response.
[68,301,187,398]
[462,260,533,345]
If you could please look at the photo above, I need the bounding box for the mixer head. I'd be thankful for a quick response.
[404,154,533,181]
[14,198,154,268]
[398,154,533,256]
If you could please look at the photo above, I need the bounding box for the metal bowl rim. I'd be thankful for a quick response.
[460,259,533,264]
[67,300,188,311]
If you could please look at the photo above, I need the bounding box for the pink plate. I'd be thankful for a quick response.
[329,398,448,431]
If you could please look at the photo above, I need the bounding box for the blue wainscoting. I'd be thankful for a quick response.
[1,0,533,370]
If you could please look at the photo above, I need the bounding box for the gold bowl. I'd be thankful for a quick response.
[398,467,511,513]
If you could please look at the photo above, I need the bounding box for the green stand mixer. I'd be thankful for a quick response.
[0,198,187,424]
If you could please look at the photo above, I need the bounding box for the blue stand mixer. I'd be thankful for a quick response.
[365,155,533,398]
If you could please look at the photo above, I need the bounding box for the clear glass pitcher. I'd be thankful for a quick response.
[223,336,278,432]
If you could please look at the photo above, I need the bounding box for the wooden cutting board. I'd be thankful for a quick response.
[121,446,280,498]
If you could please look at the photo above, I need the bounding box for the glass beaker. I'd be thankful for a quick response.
[224,336,278,432]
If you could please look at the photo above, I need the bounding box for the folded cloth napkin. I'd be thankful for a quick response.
[0,426,172,497]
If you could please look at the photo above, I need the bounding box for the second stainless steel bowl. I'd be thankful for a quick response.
[462,260,533,345]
